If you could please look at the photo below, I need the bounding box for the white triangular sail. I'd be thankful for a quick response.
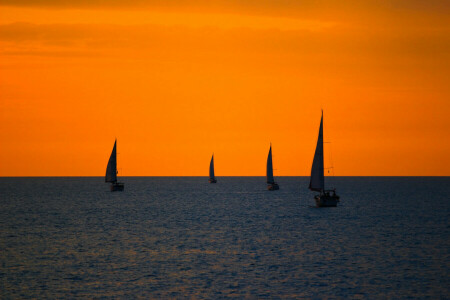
[105,140,118,183]
[209,154,215,180]
[309,112,325,192]
[266,145,275,184]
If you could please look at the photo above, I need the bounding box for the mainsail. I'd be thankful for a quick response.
[209,154,215,179]
[105,140,118,183]
[309,112,325,192]
[266,145,274,184]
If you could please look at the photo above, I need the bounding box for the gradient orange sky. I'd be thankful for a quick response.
[1,1,449,176]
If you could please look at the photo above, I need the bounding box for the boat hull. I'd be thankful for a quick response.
[110,182,124,192]
[267,183,279,191]
[315,194,339,207]
[209,179,217,183]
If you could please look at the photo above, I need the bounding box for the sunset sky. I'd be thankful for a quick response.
[0,1,449,176]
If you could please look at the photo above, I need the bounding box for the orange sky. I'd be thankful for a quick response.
[0,1,449,176]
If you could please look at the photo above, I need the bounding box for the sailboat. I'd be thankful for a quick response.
[209,154,217,183]
[105,139,124,192]
[309,111,339,207]
[266,143,279,190]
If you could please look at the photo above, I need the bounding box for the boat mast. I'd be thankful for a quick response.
[105,139,118,184]
[321,111,325,191]
[209,154,215,180]
[309,111,325,193]
[267,143,274,184]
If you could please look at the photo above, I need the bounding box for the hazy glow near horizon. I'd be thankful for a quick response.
[0,1,449,176]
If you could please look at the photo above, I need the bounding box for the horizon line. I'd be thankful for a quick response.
[1,175,449,178]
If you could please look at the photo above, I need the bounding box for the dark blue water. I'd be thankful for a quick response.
[0,177,449,298]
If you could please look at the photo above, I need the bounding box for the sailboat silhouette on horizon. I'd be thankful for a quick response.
[309,111,339,207]
[209,154,217,183]
[267,143,279,191]
[106,139,124,192]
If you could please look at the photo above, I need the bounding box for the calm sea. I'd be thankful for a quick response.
[0,177,449,298]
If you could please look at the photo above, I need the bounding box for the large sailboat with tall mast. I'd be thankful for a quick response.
[266,143,279,190]
[309,111,339,207]
[209,154,217,183]
[105,139,124,192]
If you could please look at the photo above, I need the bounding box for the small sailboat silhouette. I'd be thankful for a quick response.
[209,154,217,183]
[309,111,339,207]
[266,143,279,191]
[106,139,124,192]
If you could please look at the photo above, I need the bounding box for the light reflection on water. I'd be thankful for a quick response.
[0,177,449,298]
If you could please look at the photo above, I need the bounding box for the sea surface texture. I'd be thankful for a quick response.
[0,177,449,298]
